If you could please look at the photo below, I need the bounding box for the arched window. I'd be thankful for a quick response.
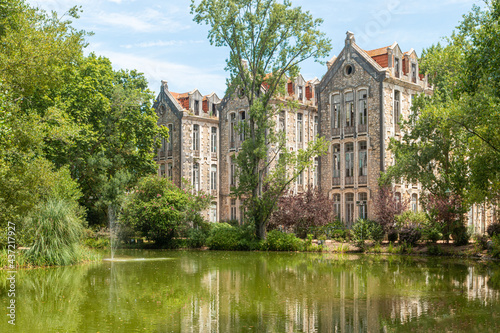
[358,141,367,184]
[345,92,354,129]
[192,124,200,151]
[333,194,341,221]
[331,94,340,136]
[346,193,354,226]
[332,144,341,186]
[192,163,200,192]
[411,193,418,212]
[230,113,236,149]
[345,143,354,185]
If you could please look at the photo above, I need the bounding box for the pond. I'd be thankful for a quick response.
[1,250,500,332]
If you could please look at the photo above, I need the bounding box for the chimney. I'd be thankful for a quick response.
[161,80,168,90]
[345,31,355,46]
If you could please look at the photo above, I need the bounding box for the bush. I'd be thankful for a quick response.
[452,224,470,246]
[261,230,303,251]
[120,176,211,246]
[24,199,84,266]
[421,219,443,243]
[319,219,348,241]
[351,219,384,244]
[398,226,421,245]
[187,228,209,248]
[473,234,489,251]
[387,229,398,242]
[206,223,260,251]
[395,211,428,228]
[487,222,500,237]
[489,235,500,258]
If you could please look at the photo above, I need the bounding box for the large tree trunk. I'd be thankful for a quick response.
[257,221,267,240]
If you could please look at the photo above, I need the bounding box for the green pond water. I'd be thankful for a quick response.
[1,250,500,332]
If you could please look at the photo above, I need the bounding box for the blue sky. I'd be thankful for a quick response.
[27,0,480,97]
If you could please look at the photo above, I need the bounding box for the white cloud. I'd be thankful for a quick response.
[95,8,190,33]
[97,50,227,96]
[121,40,204,49]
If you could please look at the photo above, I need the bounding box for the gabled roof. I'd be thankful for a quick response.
[365,45,391,57]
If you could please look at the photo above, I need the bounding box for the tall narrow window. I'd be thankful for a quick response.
[313,115,318,139]
[167,163,173,181]
[346,193,354,226]
[332,144,341,186]
[230,113,236,149]
[411,63,417,83]
[210,202,217,223]
[313,157,319,187]
[394,90,401,131]
[358,89,367,132]
[211,127,217,153]
[211,103,217,117]
[279,111,285,133]
[230,157,236,186]
[194,100,200,115]
[395,192,402,211]
[358,192,367,220]
[332,94,340,134]
[297,170,303,185]
[345,143,354,184]
[394,58,400,78]
[239,111,246,142]
[297,113,303,143]
[161,135,166,153]
[160,164,165,177]
[345,92,354,130]
[192,163,200,192]
[230,198,237,220]
[167,124,173,156]
[333,194,341,221]
[210,164,217,190]
[298,86,303,100]
[359,141,367,183]
[193,124,200,151]
[411,194,418,212]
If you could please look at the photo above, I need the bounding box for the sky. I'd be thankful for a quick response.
[27,0,481,97]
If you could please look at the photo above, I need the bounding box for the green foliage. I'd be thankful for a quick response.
[24,199,84,266]
[119,176,211,247]
[351,219,384,245]
[387,229,398,243]
[421,219,443,243]
[398,227,422,246]
[472,234,489,252]
[487,222,500,237]
[206,223,261,251]
[187,228,210,248]
[191,0,331,239]
[451,224,470,246]
[395,211,428,229]
[261,230,303,252]
[427,245,445,256]
[489,235,500,259]
[311,219,347,241]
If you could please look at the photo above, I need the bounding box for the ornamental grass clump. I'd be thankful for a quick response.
[25,199,84,266]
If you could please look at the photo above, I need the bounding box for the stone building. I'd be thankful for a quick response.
[153,81,221,222]
[217,74,321,223]
[317,31,433,226]
[153,32,497,232]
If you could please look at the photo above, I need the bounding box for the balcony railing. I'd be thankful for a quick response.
[193,150,200,158]
[344,126,355,136]
[167,149,172,158]
[358,124,367,133]
[297,142,303,150]
[332,177,340,186]
[211,189,217,196]
[345,176,354,185]
[159,150,165,160]
[230,140,236,150]
[359,175,367,185]
[331,127,341,137]
[211,152,217,160]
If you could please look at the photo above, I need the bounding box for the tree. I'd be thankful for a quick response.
[373,185,407,233]
[119,176,211,246]
[269,188,334,238]
[385,1,500,211]
[191,0,331,239]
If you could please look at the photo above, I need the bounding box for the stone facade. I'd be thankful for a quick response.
[153,32,496,233]
[153,81,221,222]
[317,32,432,226]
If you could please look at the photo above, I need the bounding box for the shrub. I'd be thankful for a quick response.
[427,245,444,256]
[387,229,398,242]
[473,234,489,251]
[206,223,240,250]
[24,199,84,266]
[395,211,428,228]
[373,185,407,233]
[187,228,209,248]
[269,188,334,238]
[424,193,465,242]
[488,235,500,258]
[398,226,421,245]
[452,224,470,246]
[261,230,303,251]
[351,219,384,245]
[487,222,500,237]
[119,176,211,246]
[421,219,443,243]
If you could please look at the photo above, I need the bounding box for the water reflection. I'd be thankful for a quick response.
[1,252,499,332]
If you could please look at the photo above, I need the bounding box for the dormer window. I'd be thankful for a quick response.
[211,103,217,117]
[394,58,400,78]
[411,63,417,83]
[298,86,303,101]
[194,100,199,115]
